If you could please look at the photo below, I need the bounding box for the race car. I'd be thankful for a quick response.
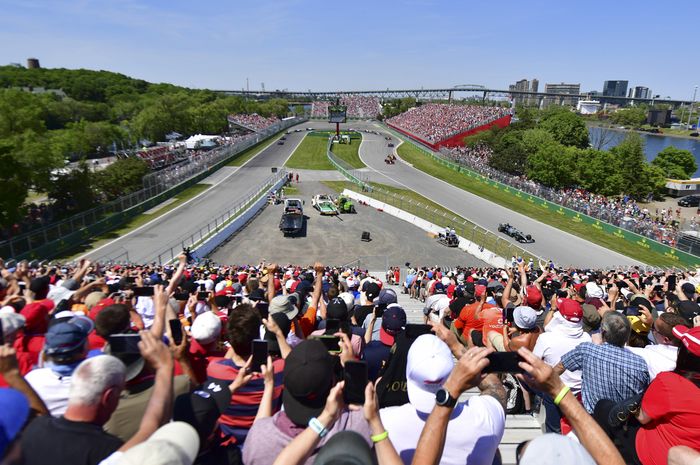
[311,194,339,215]
[498,223,535,243]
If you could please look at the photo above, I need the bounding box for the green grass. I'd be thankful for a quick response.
[59,183,211,260]
[285,135,335,170]
[321,180,539,262]
[330,138,365,169]
[394,141,682,266]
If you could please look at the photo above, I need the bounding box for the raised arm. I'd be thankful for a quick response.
[501,268,514,309]
[266,264,278,303]
[165,254,188,295]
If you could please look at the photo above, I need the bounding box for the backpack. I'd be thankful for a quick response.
[375,331,414,408]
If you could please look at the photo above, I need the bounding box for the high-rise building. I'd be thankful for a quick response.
[543,82,581,106]
[633,86,651,100]
[602,80,629,104]
[509,78,539,106]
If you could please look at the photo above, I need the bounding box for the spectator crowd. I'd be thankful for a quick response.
[227,114,281,133]
[387,104,511,144]
[443,145,685,246]
[311,96,381,119]
[0,256,699,465]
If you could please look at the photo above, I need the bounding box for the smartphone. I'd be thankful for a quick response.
[325,318,340,335]
[173,292,190,301]
[197,291,209,301]
[0,323,5,345]
[133,287,154,297]
[483,352,525,374]
[126,276,136,284]
[314,335,341,353]
[169,319,183,345]
[256,302,269,319]
[251,339,268,372]
[405,324,432,339]
[108,334,142,354]
[343,360,368,405]
[667,274,677,291]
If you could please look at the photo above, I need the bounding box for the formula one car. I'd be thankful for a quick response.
[436,232,459,247]
[311,194,339,215]
[498,223,534,243]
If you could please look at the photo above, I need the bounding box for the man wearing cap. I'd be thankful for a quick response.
[626,312,687,380]
[310,298,363,357]
[363,304,406,381]
[25,315,93,416]
[243,340,371,465]
[422,282,451,324]
[361,288,398,342]
[379,335,505,464]
[353,281,381,327]
[188,311,226,384]
[0,310,28,387]
[501,306,541,352]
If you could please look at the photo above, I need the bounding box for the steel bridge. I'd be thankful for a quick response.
[212,86,693,107]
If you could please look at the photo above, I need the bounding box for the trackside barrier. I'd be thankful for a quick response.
[1,118,306,260]
[381,124,700,267]
[326,138,371,190]
[342,189,509,268]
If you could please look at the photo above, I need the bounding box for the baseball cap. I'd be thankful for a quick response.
[627,316,651,334]
[326,297,349,321]
[283,340,334,425]
[44,315,94,359]
[269,295,298,320]
[406,335,454,413]
[525,285,542,309]
[557,299,583,323]
[314,431,373,465]
[380,304,406,346]
[84,292,107,310]
[0,310,26,338]
[433,282,446,294]
[265,312,291,354]
[364,282,380,301]
[116,422,199,465]
[474,284,486,298]
[514,306,538,330]
[338,292,355,311]
[585,282,604,299]
[672,325,700,357]
[677,301,700,321]
[0,388,30,458]
[190,312,222,345]
[519,433,595,465]
[174,379,232,443]
[681,282,697,299]
[375,288,398,307]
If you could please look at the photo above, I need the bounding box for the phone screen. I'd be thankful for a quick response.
[251,339,268,372]
[108,334,142,354]
[343,360,368,405]
[405,324,432,339]
[173,292,190,301]
[315,335,341,353]
[325,318,340,335]
[197,291,209,301]
[133,287,154,297]
[483,352,525,374]
[256,302,269,319]
[667,274,677,291]
[169,319,183,345]
[126,276,136,284]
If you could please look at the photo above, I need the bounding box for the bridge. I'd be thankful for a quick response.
[212,86,694,107]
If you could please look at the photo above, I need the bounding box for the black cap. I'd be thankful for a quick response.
[249,288,265,301]
[282,340,334,426]
[681,282,697,299]
[314,431,373,465]
[29,276,51,299]
[678,300,700,321]
[364,282,380,301]
[174,378,232,443]
[265,312,291,354]
[326,297,349,321]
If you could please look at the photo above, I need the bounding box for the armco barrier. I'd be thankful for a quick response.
[383,124,700,267]
[342,189,508,268]
[14,120,303,261]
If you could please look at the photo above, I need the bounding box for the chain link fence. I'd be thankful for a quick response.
[1,119,303,259]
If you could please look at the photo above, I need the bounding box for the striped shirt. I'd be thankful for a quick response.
[206,357,285,444]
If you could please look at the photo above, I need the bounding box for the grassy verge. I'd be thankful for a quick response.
[59,183,211,260]
[285,135,335,170]
[321,180,538,262]
[330,137,365,169]
[395,141,681,266]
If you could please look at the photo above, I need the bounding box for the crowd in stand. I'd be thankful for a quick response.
[227,114,280,133]
[444,145,687,246]
[311,96,381,119]
[387,104,511,144]
[1,256,699,465]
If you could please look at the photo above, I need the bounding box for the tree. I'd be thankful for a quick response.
[651,146,697,179]
[610,133,648,199]
[512,105,538,130]
[538,110,590,148]
[46,160,98,215]
[575,148,624,196]
[94,158,150,200]
[0,89,46,137]
[609,107,647,127]
[489,131,528,175]
[526,143,576,188]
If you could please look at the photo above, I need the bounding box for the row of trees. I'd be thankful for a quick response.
[0,66,291,229]
[465,106,696,199]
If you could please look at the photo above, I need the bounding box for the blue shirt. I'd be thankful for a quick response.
[561,342,649,413]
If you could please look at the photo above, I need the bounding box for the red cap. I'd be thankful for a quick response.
[672,325,700,357]
[89,298,115,321]
[238,273,248,285]
[573,283,585,293]
[21,300,54,333]
[526,285,542,309]
[557,298,583,322]
[475,285,486,297]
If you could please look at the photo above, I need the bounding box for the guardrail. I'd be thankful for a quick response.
[325,138,371,190]
[381,124,700,267]
[2,118,304,261]
[0,119,304,259]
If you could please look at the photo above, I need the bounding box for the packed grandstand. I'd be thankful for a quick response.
[1,257,699,465]
[311,95,382,119]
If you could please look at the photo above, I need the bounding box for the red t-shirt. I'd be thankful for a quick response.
[453,302,499,336]
[189,339,226,384]
[636,372,700,465]
[480,306,504,334]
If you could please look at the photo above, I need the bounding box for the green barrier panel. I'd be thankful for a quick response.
[383,125,700,267]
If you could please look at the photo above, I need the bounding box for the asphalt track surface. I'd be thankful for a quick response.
[209,181,488,269]
[82,126,309,263]
[308,121,639,267]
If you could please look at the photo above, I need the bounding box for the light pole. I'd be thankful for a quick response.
[688,85,698,129]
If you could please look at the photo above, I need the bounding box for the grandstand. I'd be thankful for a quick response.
[386,103,512,149]
[311,95,381,119]
[227,113,281,132]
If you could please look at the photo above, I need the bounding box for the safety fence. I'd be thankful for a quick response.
[381,124,700,267]
[1,118,304,260]
[326,139,371,190]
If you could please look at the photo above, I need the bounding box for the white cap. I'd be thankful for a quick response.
[0,310,26,337]
[585,282,604,299]
[190,312,222,345]
[514,306,538,330]
[441,277,451,287]
[214,281,227,293]
[116,422,200,465]
[338,292,355,311]
[406,335,454,413]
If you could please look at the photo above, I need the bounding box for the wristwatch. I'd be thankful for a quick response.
[435,387,458,408]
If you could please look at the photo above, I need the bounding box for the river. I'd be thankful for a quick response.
[588,126,700,176]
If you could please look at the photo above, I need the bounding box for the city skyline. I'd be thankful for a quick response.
[1,0,698,99]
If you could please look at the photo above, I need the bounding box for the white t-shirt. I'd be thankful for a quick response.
[25,367,73,416]
[423,294,450,319]
[626,344,677,380]
[533,330,591,394]
[380,396,505,465]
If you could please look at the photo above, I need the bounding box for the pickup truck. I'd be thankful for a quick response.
[280,198,304,236]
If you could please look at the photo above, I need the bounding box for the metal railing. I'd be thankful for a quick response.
[1,118,304,259]
[326,139,371,190]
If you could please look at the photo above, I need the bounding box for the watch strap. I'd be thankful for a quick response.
[308,417,329,437]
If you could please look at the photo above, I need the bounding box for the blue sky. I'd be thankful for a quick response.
[1,0,698,99]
